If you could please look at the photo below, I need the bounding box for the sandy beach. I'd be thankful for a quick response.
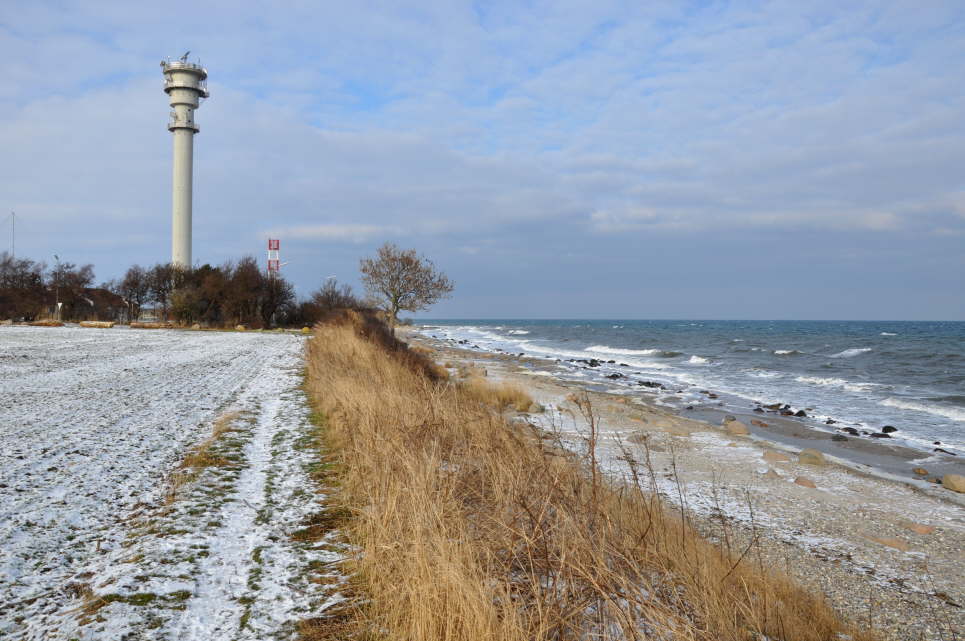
[406,328,965,641]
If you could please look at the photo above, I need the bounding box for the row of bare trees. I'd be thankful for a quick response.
[1,242,454,327]
[0,252,114,321]
[113,257,297,327]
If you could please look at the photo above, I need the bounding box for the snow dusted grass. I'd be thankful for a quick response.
[304,313,879,641]
[0,326,346,640]
[164,410,244,505]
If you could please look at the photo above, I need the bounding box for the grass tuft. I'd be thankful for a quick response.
[164,411,241,505]
[461,376,535,412]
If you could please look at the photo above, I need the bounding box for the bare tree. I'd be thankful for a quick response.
[147,263,175,321]
[120,265,150,321]
[311,278,359,311]
[359,243,454,326]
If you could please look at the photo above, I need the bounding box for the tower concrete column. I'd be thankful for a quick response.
[161,57,208,268]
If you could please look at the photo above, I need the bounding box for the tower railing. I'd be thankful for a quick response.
[164,78,208,91]
[161,60,206,73]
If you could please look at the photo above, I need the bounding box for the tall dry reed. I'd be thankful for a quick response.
[303,311,877,641]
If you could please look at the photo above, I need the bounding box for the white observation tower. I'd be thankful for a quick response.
[161,53,209,268]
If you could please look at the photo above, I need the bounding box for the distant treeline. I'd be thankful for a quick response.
[0,251,367,328]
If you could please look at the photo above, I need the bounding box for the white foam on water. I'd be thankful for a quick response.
[879,397,965,423]
[747,370,782,379]
[687,355,709,364]
[880,332,897,336]
[773,349,801,355]
[586,345,659,356]
[507,330,530,335]
[830,347,873,358]
[795,376,875,393]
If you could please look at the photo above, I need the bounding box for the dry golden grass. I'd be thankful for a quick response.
[29,319,64,327]
[79,320,115,328]
[461,375,535,412]
[164,411,240,505]
[130,322,173,329]
[303,311,879,641]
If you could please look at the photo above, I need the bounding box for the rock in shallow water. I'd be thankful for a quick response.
[794,476,816,488]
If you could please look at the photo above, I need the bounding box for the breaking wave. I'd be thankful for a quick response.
[830,347,873,358]
[587,345,659,356]
[879,398,965,422]
[795,376,873,393]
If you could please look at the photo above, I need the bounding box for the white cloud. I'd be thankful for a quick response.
[269,224,398,242]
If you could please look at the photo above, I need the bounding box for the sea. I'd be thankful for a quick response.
[417,320,965,456]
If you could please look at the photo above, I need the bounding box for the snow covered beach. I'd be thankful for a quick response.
[0,326,344,640]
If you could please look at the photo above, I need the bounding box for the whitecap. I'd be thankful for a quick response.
[795,376,873,393]
[773,349,801,355]
[879,398,965,422]
[587,345,659,356]
[748,370,782,379]
[687,355,709,364]
[880,332,897,336]
[507,330,530,335]
[830,347,872,358]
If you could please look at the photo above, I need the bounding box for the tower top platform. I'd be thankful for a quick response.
[160,60,209,97]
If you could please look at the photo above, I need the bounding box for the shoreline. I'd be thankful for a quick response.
[405,326,965,640]
[414,324,965,485]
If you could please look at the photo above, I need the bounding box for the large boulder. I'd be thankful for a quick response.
[798,448,826,465]
[943,474,965,493]
[763,450,791,464]
[724,419,749,436]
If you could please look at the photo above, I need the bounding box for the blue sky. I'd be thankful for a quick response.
[1,1,963,319]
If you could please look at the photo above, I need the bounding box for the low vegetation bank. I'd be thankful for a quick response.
[303,311,879,641]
